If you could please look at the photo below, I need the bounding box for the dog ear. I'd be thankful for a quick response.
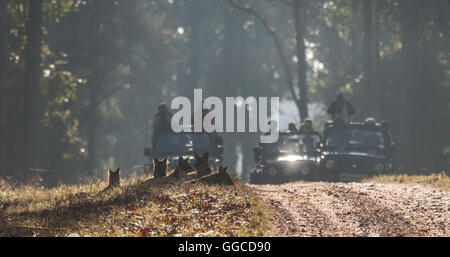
[203,153,209,159]
[163,157,168,163]
[115,168,120,173]
[154,157,158,163]
[178,156,183,162]
[108,169,112,174]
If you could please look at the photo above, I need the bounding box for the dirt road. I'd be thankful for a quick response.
[249,181,449,237]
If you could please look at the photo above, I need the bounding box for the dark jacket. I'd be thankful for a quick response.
[327,100,356,117]
[152,111,173,148]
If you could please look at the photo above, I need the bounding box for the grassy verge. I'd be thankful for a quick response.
[0,174,268,237]
[364,172,450,190]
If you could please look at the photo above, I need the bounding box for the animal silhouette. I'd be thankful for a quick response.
[153,157,168,178]
[107,168,120,189]
[194,153,212,178]
[170,156,193,178]
[185,166,234,186]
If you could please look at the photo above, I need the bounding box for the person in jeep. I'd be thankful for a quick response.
[380,120,392,145]
[299,118,315,133]
[299,118,320,152]
[327,92,356,124]
[152,103,173,148]
[285,122,298,133]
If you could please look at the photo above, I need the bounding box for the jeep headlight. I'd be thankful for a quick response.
[325,160,335,169]
[374,163,384,172]
[268,167,278,176]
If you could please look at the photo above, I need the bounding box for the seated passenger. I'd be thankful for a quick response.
[380,120,393,146]
[299,118,320,152]
[299,118,317,134]
[285,122,298,133]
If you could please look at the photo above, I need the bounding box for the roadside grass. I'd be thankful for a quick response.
[364,172,450,190]
[0,174,268,237]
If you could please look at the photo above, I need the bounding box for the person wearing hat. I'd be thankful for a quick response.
[299,118,320,152]
[327,91,356,124]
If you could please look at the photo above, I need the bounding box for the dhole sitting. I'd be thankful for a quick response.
[194,153,212,178]
[107,168,120,188]
[100,168,120,193]
[153,157,168,178]
[170,156,194,178]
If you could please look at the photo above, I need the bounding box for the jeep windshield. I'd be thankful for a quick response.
[262,134,321,157]
[324,128,386,155]
[154,134,193,155]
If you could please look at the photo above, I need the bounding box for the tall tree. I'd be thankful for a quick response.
[23,0,44,173]
[293,0,309,120]
[399,0,421,171]
[0,0,8,175]
[186,0,205,100]
[362,0,374,117]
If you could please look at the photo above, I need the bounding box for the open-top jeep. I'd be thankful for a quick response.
[318,122,394,181]
[144,131,224,173]
[250,132,322,184]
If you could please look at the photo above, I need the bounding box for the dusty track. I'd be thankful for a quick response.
[249,181,449,237]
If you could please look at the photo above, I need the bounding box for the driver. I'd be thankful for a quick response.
[299,118,317,134]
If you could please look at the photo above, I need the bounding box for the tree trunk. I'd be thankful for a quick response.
[215,10,247,178]
[399,0,421,171]
[87,72,100,174]
[0,0,8,175]
[293,0,309,121]
[23,0,43,173]
[373,0,382,118]
[186,0,204,100]
[362,0,374,117]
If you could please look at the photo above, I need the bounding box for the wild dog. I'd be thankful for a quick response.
[99,168,120,193]
[153,157,168,178]
[202,166,234,185]
[186,166,234,185]
[170,156,193,178]
[194,153,212,178]
[0,203,12,236]
[107,168,120,189]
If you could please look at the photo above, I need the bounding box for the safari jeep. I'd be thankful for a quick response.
[318,122,394,182]
[144,131,224,173]
[250,132,322,184]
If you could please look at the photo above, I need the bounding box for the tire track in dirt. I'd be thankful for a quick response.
[345,183,450,236]
[321,183,419,236]
[249,181,450,237]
